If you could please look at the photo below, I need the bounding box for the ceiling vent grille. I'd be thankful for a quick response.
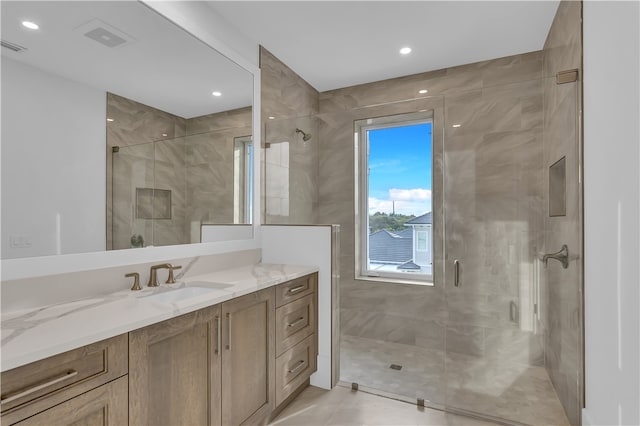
[1,40,27,53]
[75,19,135,49]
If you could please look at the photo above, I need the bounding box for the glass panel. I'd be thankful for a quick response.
[111,142,155,250]
[442,76,580,425]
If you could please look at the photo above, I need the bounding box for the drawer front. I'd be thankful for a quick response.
[276,294,315,356]
[275,334,316,406]
[1,334,128,418]
[275,273,316,308]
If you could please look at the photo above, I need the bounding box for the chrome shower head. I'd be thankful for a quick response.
[295,128,312,142]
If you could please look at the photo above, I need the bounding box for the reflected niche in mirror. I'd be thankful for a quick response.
[1,1,253,259]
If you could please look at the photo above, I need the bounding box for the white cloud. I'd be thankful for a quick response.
[368,197,431,216]
[388,188,432,202]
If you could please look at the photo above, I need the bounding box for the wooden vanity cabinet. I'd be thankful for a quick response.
[221,287,275,426]
[274,273,318,409]
[128,305,222,426]
[128,287,275,426]
[0,335,128,426]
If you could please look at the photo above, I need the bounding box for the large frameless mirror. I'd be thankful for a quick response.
[1,1,254,259]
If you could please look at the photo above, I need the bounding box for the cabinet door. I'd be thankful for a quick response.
[13,376,127,426]
[129,306,222,426]
[221,288,275,426]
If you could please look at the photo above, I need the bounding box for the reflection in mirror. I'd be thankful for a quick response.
[1,1,253,259]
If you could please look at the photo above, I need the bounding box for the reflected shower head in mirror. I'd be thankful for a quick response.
[295,128,312,142]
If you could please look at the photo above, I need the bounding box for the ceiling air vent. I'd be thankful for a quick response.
[75,19,135,49]
[1,40,27,53]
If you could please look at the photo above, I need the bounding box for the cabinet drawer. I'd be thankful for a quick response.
[276,294,315,356]
[0,334,127,419]
[275,334,316,406]
[275,273,316,308]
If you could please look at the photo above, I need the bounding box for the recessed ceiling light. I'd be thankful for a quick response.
[452,124,462,128]
[21,21,39,30]
[212,91,222,97]
[162,133,168,137]
[268,116,275,120]
[106,118,114,122]
[418,89,428,94]
[399,47,412,55]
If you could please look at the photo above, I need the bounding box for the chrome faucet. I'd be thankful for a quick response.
[542,245,569,269]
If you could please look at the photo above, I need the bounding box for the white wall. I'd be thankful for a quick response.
[583,2,640,425]
[1,58,106,259]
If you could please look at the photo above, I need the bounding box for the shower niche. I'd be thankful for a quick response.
[549,156,567,217]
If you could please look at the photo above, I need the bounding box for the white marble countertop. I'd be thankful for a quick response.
[1,263,318,372]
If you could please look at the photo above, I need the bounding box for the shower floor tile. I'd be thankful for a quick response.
[340,335,570,426]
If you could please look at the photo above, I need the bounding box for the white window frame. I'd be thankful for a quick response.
[354,111,434,285]
[233,135,253,224]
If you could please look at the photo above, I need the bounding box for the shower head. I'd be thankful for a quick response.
[295,128,312,142]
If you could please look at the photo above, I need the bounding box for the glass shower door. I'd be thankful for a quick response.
[442,75,581,425]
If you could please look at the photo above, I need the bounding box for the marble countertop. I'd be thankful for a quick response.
[1,263,318,372]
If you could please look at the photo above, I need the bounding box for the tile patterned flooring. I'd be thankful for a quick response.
[270,385,499,426]
[338,336,570,426]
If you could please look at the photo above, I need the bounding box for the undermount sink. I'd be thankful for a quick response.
[183,281,235,290]
[142,286,217,305]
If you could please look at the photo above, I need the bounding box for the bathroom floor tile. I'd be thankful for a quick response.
[270,385,498,426]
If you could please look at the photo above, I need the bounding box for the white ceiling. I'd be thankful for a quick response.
[209,1,560,92]
[1,1,253,118]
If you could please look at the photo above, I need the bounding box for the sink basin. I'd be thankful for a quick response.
[142,287,217,305]
[183,281,235,290]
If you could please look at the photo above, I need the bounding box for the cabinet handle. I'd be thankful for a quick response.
[453,259,460,287]
[288,285,305,294]
[288,360,306,375]
[1,370,78,405]
[226,313,231,351]
[215,315,221,355]
[287,317,305,328]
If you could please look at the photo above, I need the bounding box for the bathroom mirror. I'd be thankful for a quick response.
[1,1,254,259]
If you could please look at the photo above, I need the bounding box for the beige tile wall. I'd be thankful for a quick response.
[107,94,251,249]
[542,1,583,425]
[260,47,320,225]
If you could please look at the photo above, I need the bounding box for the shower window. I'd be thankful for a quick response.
[355,112,434,284]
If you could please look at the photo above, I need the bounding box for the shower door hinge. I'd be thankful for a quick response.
[556,69,579,84]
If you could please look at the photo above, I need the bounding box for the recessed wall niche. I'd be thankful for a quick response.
[549,156,567,217]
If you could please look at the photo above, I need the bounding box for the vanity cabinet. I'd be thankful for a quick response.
[0,335,128,425]
[274,273,318,408]
[1,272,317,426]
[221,287,275,426]
[128,287,275,426]
[129,306,222,426]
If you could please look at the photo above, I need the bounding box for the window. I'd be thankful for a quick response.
[233,136,253,223]
[355,112,433,284]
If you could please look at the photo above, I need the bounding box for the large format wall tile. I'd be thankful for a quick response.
[541,2,583,423]
[260,48,320,225]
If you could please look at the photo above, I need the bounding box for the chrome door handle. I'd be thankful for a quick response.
[287,317,305,328]
[288,285,305,294]
[288,360,306,375]
[453,259,460,287]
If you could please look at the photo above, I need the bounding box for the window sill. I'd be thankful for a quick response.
[355,274,435,287]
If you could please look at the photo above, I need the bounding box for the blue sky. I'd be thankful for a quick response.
[368,122,432,216]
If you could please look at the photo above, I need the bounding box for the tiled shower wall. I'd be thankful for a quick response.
[260,47,320,224]
[542,2,583,424]
[107,94,251,249]
[317,52,546,371]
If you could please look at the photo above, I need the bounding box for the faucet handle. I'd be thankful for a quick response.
[166,265,183,284]
[125,272,141,291]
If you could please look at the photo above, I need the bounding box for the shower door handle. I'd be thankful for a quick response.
[453,259,460,287]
